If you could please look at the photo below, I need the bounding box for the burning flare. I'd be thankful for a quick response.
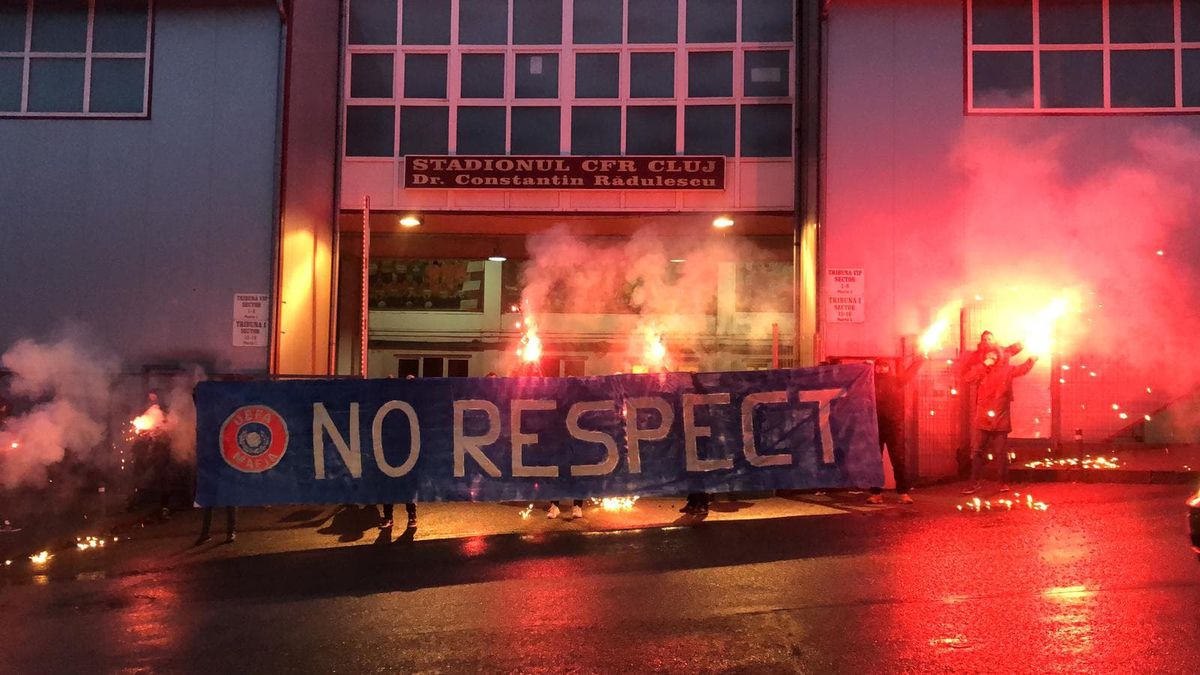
[637,325,670,373]
[131,404,166,435]
[515,313,542,365]
[918,302,960,356]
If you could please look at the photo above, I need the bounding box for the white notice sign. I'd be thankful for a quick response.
[826,268,864,323]
[233,293,270,347]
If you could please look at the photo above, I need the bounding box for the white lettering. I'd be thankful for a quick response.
[453,400,502,477]
[372,400,420,478]
[567,400,618,477]
[624,397,674,474]
[313,402,362,479]
[798,388,847,464]
[511,399,559,478]
[741,391,792,467]
[683,393,732,472]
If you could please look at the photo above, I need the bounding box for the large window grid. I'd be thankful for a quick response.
[967,0,1200,113]
[0,0,153,117]
[344,0,795,158]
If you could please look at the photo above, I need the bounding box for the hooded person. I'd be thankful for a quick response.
[961,348,1038,494]
[962,331,1023,373]
[866,355,925,504]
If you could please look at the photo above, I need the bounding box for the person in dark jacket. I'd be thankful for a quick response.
[867,356,925,504]
[962,349,1037,494]
[962,331,1022,373]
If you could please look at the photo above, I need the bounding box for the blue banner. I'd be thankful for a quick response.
[194,365,881,506]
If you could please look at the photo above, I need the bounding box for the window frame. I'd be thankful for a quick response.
[342,0,795,158]
[966,0,1200,114]
[0,0,154,118]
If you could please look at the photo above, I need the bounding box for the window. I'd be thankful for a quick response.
[571,105,621,154]
[513,0,562,45]
[576,53,619,97]
[457,105,506,154]
[346,105,395,156]
[688,51,732,97]
[404,54,447,98]
[344,0,795,163]
[459,0,507,45]
[744,50,788,97]
[684,105,734,155]
[687,0,736,43]
[349,0,397,45]
[628,0,677,43]
[968,0,1200,111]
[516,53,558,97]
[397,357,471,377]
[403,0,450,45]
[574,0,622,44]
[629,52,673,97]
[399,106,449,155]
[742,0,792,42]
[740,103,790,157]
[626,105,675,153]
[1,0,151,116]
[461,53,504,98]
[511,106,560,153]
[351,53,394,99]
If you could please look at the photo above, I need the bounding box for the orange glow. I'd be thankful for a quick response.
[918,302,959,355]
[591,496,639,512]
[516,313,542,365]
[637,325,670,372]
[131,404,166,434]
[1187,491,1200,508]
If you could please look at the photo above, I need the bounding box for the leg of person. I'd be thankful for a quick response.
[195,507,214,545]
[405,502,417,528]
[571,499,584,518]
[681,493,701,514]
[225,506,237,543]
[868,430,889,503]
[888,431,912,502]
[380,503,394,529]
[547,500,561,518]
[965,426,985,493]
[996,432,1011,489]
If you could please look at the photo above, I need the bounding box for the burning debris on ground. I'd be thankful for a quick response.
[957,492,1049,514]
[1024,456,1121,470]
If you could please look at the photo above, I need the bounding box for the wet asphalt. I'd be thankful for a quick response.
[1,482,1198,674]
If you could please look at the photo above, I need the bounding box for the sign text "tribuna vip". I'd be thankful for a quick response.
[404,156,725,190]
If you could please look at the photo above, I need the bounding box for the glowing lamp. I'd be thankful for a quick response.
[712,215,735,229]
[399,215,422,228]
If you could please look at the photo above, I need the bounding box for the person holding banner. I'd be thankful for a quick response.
[380,502,417,529]
[866,356,925,504]
[962,348,1037,494]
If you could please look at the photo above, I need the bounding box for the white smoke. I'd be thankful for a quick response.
[0,333,118,486]
[0,332,206,486]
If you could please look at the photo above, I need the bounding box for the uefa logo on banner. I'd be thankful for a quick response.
[219,405,289,473]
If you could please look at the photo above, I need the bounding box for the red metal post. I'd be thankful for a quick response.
[360,195,370,378]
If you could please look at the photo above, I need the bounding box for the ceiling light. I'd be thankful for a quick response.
[712,215,735,229]
[399,215,421,228]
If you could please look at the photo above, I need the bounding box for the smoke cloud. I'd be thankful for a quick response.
[519,225,791,370]
[0,332,118,487]
[0,332,206,487]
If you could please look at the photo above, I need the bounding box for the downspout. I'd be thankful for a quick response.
[267,0,290,375]
[793,0,826,366]
[328,0,349,374]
